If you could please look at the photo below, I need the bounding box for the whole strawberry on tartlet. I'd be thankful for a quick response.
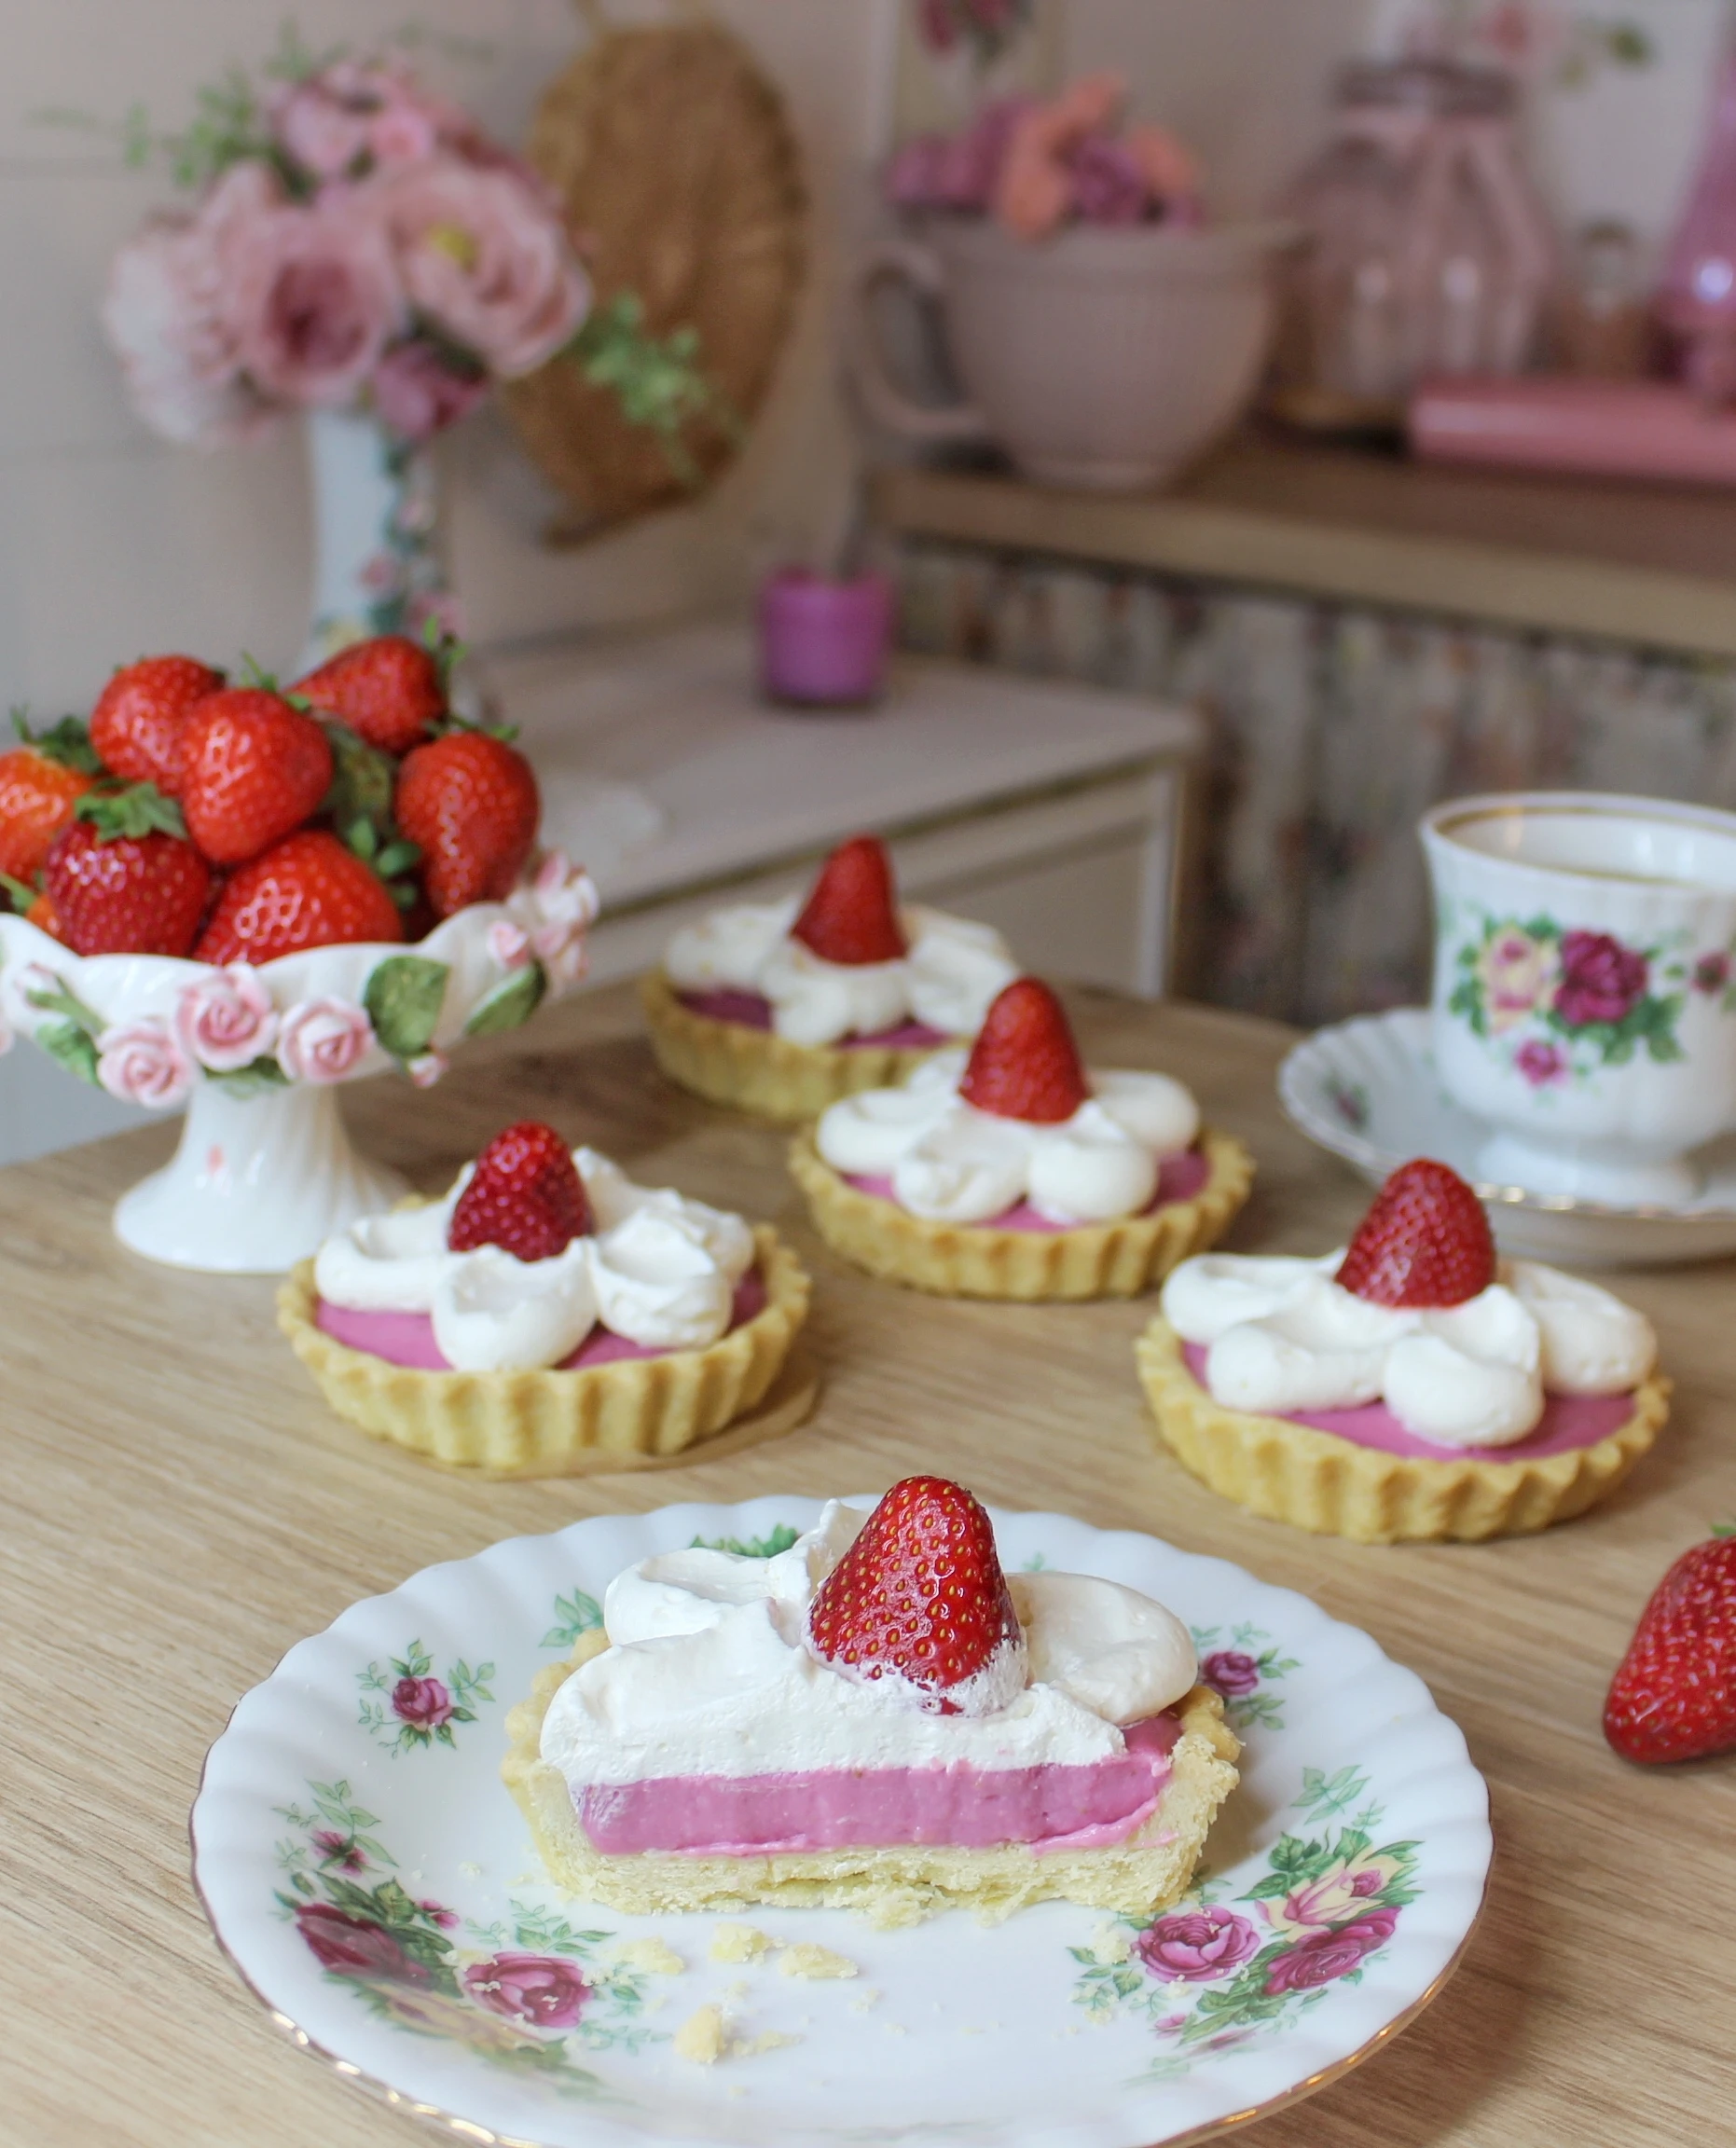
[1138,1158,1672,1543]
[503,1476,1239,1921]
[1605,1526,1736,1765]
[788,978,1252,1300]
[278,1120,816,1476]
[641,833,1022,1122]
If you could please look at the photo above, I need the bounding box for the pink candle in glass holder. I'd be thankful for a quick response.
[757,569,894,708]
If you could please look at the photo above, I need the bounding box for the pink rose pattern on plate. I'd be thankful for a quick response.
[274,1780,658,2083]
[1074,1758,1421,2085]
[1192,1624,1300,1731]
[1447,909,1736,1088]
[356,1639,492,1755]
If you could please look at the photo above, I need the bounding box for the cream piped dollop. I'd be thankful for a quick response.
[815,1048,1199,1225]
[664,898,1017,1047]
[539,1502,1199,1786]
[1161,1250,1657,1448]
[313,1149,755,1372]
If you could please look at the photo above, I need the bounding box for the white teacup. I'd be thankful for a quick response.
[1420,792,1736,1206]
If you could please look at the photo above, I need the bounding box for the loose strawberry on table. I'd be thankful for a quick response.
[0,718,97,884]
[394,729,539,918]
[291,634,446,757]
[447,1122,594,1263]
[1605,1526,1736,1765]
[43,788,211,957]
[791,833,908,965]
[806,1476,1023,1714]
[89,654,225,795]
[194,828,403,964]
[178,688,334,866]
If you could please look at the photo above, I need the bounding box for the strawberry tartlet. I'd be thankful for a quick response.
[503,1477,1240,1924]
[278,1122,813,1476]
[640,833,1019,1122]
[788,979,1252,1299]
[1138,1158,1672,1542]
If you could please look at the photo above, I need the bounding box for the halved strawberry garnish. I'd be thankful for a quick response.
[448,1122,593,1263]
[806,1476,1023,1714]
[791,835,907,966]
[958,977,1089,1124]
[1335,1157,1495,1309]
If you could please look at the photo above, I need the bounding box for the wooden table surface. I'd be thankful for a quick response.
[4,981,1732,2148]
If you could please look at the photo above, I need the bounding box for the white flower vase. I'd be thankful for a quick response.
[298,407,452,675]
[115,1081,408,1273]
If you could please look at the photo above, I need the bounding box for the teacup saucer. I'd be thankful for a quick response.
[1279,1009,1736,1266]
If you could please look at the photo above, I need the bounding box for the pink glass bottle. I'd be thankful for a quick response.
[1659,51,1736,402]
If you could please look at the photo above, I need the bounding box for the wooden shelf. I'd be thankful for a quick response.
[872,432,1736,660]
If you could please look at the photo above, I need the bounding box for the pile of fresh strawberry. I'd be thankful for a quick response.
[0,634,540,966]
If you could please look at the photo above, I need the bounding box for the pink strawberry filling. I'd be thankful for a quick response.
[678,985,949,1052]
[315,1270,766,1372]
[574,1713,1182,1855]
[843,1149,1210,1232]
[1179,1342,1636,1461]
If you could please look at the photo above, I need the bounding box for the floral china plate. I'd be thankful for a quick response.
[1279,1008,1736,1267]
[191,1497,1491,2148]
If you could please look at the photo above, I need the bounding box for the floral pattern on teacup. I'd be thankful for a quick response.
[1446,912,1720,1085]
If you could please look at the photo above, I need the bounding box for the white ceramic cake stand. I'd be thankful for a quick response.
[0,854,596,1274]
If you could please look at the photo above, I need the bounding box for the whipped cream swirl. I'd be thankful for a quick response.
[1162,1250,1657,1448]
[664,896,1017,1048]
[540,1502,1198,1785]
[314,1149,755,1373]
[816,1048,1199,1225]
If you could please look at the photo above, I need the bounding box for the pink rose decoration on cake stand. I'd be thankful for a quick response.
[95,1019,195,1108]
[0,854,597,1275]
[277,998,375,1085]
[174,966,281,1071]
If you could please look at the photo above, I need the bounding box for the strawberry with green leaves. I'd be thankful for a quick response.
[89,654,225,795]
[178,687,334,865]
[42,784,212,957]
[1605,1526,1736,1764]
[394,727,539,918]
[0,713,99,892]
[194,828,404,965]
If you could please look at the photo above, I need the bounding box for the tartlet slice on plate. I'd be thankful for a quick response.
[279,1120,813,1476]
[504,1477,1240,1926]
[790,978,1251,1300]
[1139,1157,1670,1542]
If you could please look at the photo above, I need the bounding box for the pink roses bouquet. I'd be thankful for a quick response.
[102,45,687,455]
[103,52,591,448]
